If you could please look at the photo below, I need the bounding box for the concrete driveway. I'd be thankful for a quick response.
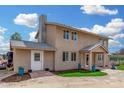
[0,69,124,88]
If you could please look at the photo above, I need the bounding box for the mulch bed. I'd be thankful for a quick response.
[1,73,31,82]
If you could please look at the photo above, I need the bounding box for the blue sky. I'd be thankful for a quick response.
[0,5,124,54]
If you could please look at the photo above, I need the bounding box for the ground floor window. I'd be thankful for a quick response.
[63,51,76,62]
[71,52,76,61]
[63,51,69,61]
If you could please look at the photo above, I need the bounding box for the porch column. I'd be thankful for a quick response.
[103,53,106,67]
[41,51,44,70]
[89,52,92,71]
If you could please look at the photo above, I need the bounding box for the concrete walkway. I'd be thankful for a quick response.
[0,69,124,88]
[30,71,54,78]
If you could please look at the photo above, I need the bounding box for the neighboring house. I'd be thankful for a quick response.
[10,15,109,72]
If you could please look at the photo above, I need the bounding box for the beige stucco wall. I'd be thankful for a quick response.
[46,25,57,47]
[13,48,55,72]
[53,26,103,71]
[44,51,54,71]
[13,49,31,73]
[55,26,100,50]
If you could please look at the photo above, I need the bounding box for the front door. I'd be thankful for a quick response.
[96,53,104,66]
[85,53,89,67]
[31,50,44,71]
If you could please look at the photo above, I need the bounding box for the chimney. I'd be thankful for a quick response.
[38,15,47,43]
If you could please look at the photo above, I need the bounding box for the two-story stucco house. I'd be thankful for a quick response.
[10,15,109,72]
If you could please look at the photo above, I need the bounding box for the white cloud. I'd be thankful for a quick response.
[29,31,37,41]
[14,13,38,28]
[0,26,7,34]
[79,18,124,36]
[0,43,9,54]
[109,39,122,47]
[0,26,9,54]
[112,34,124,39]
[91,18,124,36]
[80,5,118,15]
[79,27,91,32]
[107,18,124,28]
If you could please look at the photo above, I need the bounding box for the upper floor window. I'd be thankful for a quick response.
[64,30,70,40]
[63,51,69,61]
[72,32,78,40]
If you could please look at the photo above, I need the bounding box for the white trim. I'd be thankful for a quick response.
[90,45,108,53]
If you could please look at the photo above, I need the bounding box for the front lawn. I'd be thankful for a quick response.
[116,65,124,70]
[56,71,107,77]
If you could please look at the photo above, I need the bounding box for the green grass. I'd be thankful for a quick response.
[116,65,124,70]
[56,71,107,77]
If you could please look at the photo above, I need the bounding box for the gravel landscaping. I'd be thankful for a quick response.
[1,73,31,82]
[0,69,124,88]
[0,70,15,81]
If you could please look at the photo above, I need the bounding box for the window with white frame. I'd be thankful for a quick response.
[63,51,69,61]
[64,30,70,40]
[71,52,76,61]
[34,53,40,61]
[98,54,104,61]
[72,32,78,40]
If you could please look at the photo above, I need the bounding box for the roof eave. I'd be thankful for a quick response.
[11,46,56,51]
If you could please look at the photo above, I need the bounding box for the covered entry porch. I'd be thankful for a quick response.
[79,44,108,70]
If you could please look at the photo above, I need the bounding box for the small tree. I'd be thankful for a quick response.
[10,32,22,40]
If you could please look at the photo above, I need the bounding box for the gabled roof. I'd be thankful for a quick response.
[10,40,56,51]
[80,41,108,53]
[35,22,109,39]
